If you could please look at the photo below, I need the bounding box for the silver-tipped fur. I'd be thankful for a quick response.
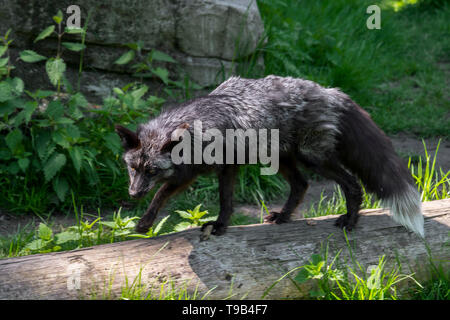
[382,184,424,237]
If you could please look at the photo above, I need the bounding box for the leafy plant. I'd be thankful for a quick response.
[100,208,139,241]
[0,16,175,213]
[0,29,14,78]
[174,204,216,231]
[128,215,171,239]
[8,202,171,257]
[263,241,418,300]
[114,41,201,100]
[329,255,418,300]
[115,42,175,85]
[20,223,61,254]
[294,252,344,299]
[21,10,86,94]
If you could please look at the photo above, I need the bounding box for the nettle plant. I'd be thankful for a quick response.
[0,12,173,213]
[114,41,201,100]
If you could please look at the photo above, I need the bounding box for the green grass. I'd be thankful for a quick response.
[305,140,449,218]
[263,235,448,300]
[256,0,450,137]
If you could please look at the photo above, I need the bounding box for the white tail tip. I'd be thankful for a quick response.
[382,184,424,238]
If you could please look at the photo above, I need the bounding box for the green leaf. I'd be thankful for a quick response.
[62,42,86,52]
[113,87,124,96]
[294,268,310,284]
[64,27,84,34]
[0,81,13,102]
[130,85,148,101]
[34,89,55,99]
[147,95,166,105]
[100,221,117,229]
[23,101,37,124]
[151,67,169,84]
[45,100,64,119]
[46,58,66,86]
[0,57,8,67]
[23,239,51,252]
[0,100,16,116]
[4,29,12,40]
[7,162,20,175]
[38,223,53,241]
[311,254,323,266]
[55,230,81,244]
[151,50,176,63]
[11,101,36,126]
[199,216,216,223]
[103,132,121,154]
[44,153,66,182]
[175,210,192,220]
[114,50,135,65]
[55,117,75,125]
[69,92,88,108]
[18,158,30,172]
[0,45,7,57]
[126,41,143,51]
[65,124,80,141]
[68,147,83,174]
[53,175,69,202]
[20,50,47,63]
[10,77,24,96]
[174,221,192,232]
[309,288,326,298]
[35,131,51,160]
[53,10,63,24]
[0,150,12,160]
[34,25,55,43]
[5,129,23,153]
[52,130,70,148]
[154,215,170,235]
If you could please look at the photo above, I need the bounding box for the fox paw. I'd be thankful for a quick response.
[200,221,227,241]
[135,220,151,234]
[264,211,291,224]
[334,214,359,231]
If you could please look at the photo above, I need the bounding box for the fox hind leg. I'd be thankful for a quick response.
[311,162,363,231]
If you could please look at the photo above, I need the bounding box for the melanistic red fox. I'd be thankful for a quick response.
[115,75,424,238]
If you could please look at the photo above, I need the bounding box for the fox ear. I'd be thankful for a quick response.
[115,125,141,151]
[161,122,190,153]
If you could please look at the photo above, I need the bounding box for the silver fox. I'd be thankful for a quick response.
[116,75,424,237]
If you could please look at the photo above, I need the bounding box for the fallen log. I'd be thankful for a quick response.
[0,199,449,300]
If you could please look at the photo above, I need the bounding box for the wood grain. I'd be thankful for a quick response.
[0,199,448,300]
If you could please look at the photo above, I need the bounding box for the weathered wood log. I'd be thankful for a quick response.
[0,199,449,300]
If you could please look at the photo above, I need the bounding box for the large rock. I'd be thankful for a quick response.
[0,0,264,88]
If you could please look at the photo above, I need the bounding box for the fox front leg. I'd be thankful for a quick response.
[200,165,238,240]
[136,180,192,233]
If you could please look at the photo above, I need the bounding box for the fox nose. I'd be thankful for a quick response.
[129,189,141,199]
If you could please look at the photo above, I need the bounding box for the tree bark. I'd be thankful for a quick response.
[0,199,449,300]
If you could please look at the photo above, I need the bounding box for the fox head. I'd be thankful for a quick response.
[115,124,184,199]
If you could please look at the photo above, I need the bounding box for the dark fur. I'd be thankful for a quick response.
[116,76,424,237]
